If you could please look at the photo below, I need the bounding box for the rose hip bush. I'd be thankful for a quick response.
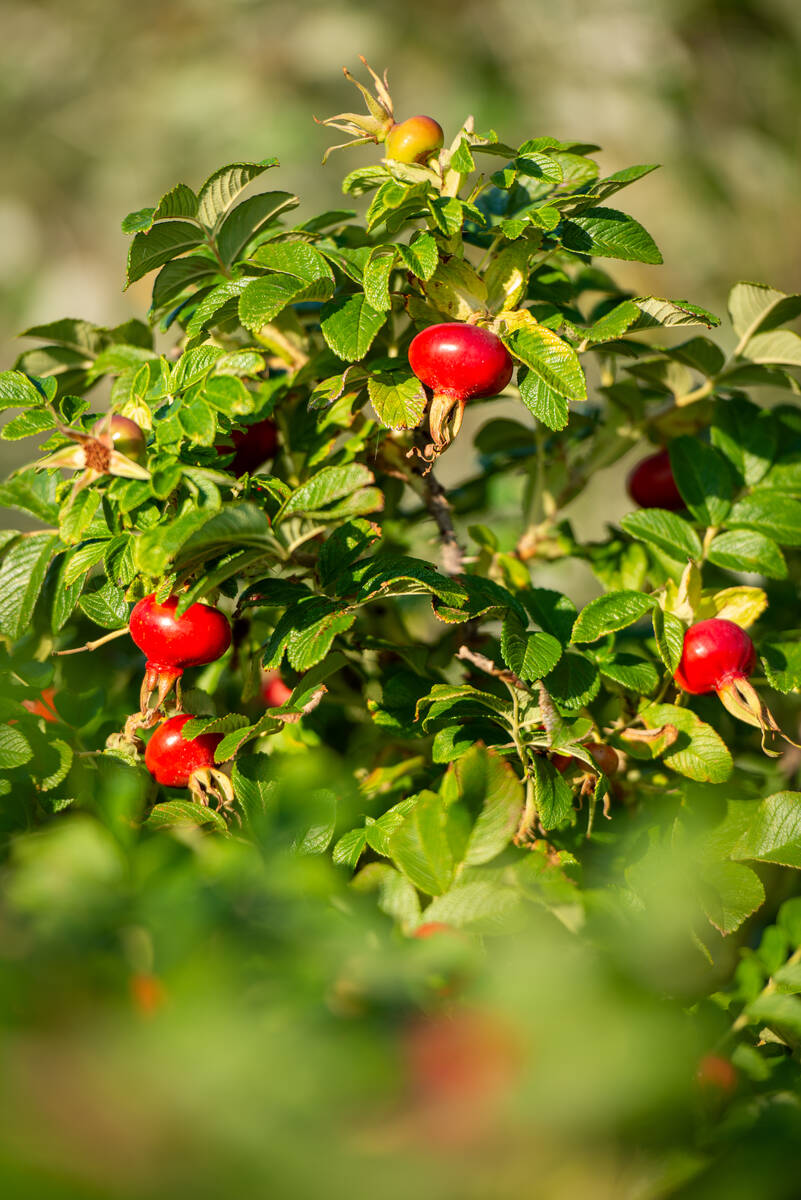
[1,60,801,1198]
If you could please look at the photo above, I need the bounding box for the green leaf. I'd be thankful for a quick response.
[580,300,640,343]
[668,437,733,526]
[420,882,521,932]
[0,533,59,640]
[362,249,396,312]
[151,256,219,312]
[388,791,454,896]
[217,191,299,264]
[707,530,787,580]
[125,221,205,288]
[711,396,775,487]
[0,370,47,410]
[238,275,307,330]
[185,279,248,337]
[1,409,57,440]
[530,755,575,830]
[760,638,801,694]
[734,792,801,868]
[545,652,600,710]
[279,464,376,520]
[698,860,766,937]
[517,369,568,431]
[504,320,586,406]
[621,509,702,562]
[319,293,387,361]
[367,370,426,431]
[640,703,733,783]
[78,581,129,629]
[652,607,685,673]
[196,159,278,227]
[728,281,801,344]
[500,615,563,679]
[560,207,662,264]
[632,297,720,330]
[135,503,273,576]
[726,493,801,546]
[396,233,438,281]
[599,655,660,694]
[740,329,801,367]
[0,723,33,769]
[454,748,524,866]
[58,490,102,545]
[146,800,229,833]
[287,607,356,671]
[571,590,653,643]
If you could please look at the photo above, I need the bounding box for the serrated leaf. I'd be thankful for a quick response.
[362,248,396,312]
[367,370,426,431]
[0,369,47,410]
[503,315,586,405]
[146,800,229,832]
[711,396,775,487]
[452,746,524,866]
[530,754,575,830]
[760,639,801,694]
[632,297,720,329]
[185,279,248,337]
[320,293,387,361]
[0,533,59,640]
[125,221,205,288]
[600,655,660,693]
[640,703,732,782]
[0,724,33,769]
[726,493,801,546]
[1,409,57,440]
[560,206,662,264]
[698,860,765,936]
[421,882,521,931]
[396,233,438,280]
[545,652,600,710]
[621,509,702,562]
[733,792,801,868]
[652,607,685,673]
[571,590,653,643]
[729,281,801,343]
[217,191,299,264]
[78,581,129,629]
[668,437,733,526]
[706,530,786,580]
[196,159,278,227]
[500,615,563,679]
[279,464,376,520]
[388,791,454,896]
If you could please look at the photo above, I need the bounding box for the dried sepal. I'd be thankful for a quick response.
[316,57,395,160]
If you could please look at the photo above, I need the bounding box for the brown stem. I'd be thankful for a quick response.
[55,627,129,656]
[408,433,465,576]
[456,644,530,693]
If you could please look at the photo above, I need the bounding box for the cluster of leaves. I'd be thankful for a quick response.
[2,79,801,1168]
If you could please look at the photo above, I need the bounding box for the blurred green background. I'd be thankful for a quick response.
[2,0,801,369]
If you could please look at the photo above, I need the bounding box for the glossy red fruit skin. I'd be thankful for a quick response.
[408,323,513,402]
[385,115,444,164]
[260,671,293,708]
[129,595,231,673]
[145,714,222,788]
[674,619,756,695]
[627,449,684,511]
[218,418,278,477]
[94,415,146,462]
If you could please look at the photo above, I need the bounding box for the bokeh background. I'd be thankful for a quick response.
[2,0,801,367]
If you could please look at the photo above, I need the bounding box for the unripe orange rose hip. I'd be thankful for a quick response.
[385,116,444,164]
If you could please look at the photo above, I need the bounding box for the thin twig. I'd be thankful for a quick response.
[55,627,128,656]
[408,433,465,576]
[456,644,530,693]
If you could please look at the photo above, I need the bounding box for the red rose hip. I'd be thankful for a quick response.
[674,619,756,696]
[261,671,293,708]
[408,323,513,458]
[217,418,278,477]
[627,449,683,511]
[130,594,231,709]
[145,713,222,788]
[385,116,444,164]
